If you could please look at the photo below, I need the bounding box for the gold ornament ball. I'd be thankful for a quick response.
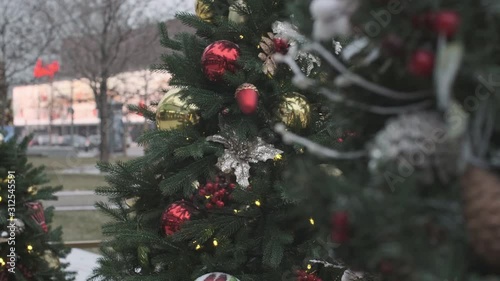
[195,0,214,22]
[42,250,60,269]
[277,93,311,130]
[156,88,199,131]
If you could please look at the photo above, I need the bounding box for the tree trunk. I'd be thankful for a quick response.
[0,61,7,127]
[122,119,128,157]
[98,79,111,163]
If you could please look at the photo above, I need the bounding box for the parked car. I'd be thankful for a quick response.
[87,134,133,151]
[87,134,101,149]
[59,135,90,151]
[29,134,61,146]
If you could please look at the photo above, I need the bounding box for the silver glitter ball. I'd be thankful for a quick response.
[369,111,465,185]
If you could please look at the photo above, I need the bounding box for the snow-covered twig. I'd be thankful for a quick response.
[274,124,366,159]
[275,53,433,115]
[308,260,363,281]
[306,43,432,100]
[318,88,434,115]
[308,259,345,269]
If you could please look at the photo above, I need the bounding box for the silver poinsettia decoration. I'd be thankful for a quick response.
[207,133,283,187]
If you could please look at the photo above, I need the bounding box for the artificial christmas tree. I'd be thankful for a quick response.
[90,0,350,280]
[0,137,74,280]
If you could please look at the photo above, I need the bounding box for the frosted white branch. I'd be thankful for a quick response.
[274,124,366,159]
[308,259,345,269]
[274,53,433,115]
[306,42,432,100]
[318,88,434,115]
[308,260,363,281]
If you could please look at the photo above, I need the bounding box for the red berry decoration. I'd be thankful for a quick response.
[201,40,240,81]
[197,174,236,209]
[235,83,259,115]
[273,37,289,55]
[331,211,350,243]
[433,10,460,38]
[161,201,193,236]
[408,50,435,77]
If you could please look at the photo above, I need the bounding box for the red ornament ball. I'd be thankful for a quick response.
[296,270,322,281]
[235,83,259,115]
[331,211,350,243]
[201,40,240,81]
[433,10,460,38]
[408,50,435,77]
[161,201,193,236]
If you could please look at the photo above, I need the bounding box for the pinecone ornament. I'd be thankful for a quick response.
[258,32,289,76]
[369,111,464,184]
[462,166,500,267]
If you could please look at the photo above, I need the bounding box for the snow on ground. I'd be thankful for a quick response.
[62,249,101,281]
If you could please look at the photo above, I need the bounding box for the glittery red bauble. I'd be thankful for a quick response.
[433,10,460,37]
[26,201,48,233]
[408,50,435,77]
[235,83,259,115]
[331,211,350,243]
[161,201,193,236]
[201,40,240,81]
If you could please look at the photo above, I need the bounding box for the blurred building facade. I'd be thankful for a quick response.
[11,19,192,144]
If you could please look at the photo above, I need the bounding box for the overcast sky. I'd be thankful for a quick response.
[147,0,195,20]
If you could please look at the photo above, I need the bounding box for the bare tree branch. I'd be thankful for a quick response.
[54,0,159,162]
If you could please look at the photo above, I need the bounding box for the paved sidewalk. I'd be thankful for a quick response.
[43,191,110,211]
